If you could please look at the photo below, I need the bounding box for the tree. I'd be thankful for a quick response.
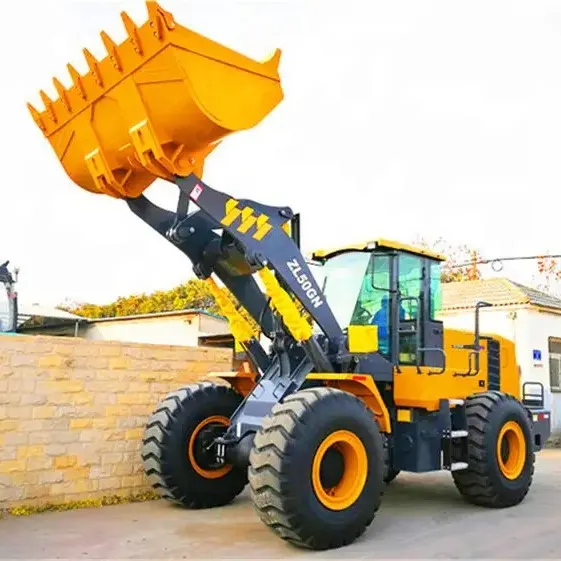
[414,236,483,283]
[60,278,220,319]
[533,255,561,297]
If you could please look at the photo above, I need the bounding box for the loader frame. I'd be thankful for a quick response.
[127,172,394,464]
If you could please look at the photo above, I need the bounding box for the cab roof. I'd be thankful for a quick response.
[310,238,447,262]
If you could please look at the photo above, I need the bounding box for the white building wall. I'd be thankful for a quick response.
[199,314,231,337]
[84,314,228,347]
[438,308,517,343]
[438,306,561,433]
[513,308,561,432]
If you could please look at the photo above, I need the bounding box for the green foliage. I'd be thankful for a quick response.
[60,278,220,319]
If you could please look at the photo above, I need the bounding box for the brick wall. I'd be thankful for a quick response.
[0,334,232,510]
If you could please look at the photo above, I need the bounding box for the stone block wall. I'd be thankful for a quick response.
[0,334,232,510]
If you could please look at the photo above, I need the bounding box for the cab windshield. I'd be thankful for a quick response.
[319,251,390,329]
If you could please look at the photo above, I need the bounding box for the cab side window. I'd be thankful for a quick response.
[398,254,423,319]
[398,254,423,363]
[429,261,442,320]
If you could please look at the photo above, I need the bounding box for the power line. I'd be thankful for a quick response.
[448,253,561,272]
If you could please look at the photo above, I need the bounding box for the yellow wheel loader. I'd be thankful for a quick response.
[27,2,551,551]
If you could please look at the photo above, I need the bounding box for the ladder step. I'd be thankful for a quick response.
[451,430,468,438]
[450,461,468,471]
[448,399,465,406]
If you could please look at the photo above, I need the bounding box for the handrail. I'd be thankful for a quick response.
[453,301,492,377]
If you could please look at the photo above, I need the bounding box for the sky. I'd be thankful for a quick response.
[2,0,561,307]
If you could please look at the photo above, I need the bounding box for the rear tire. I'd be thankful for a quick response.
[141,382,248,509]
[452,391,535,508]
[248,387,385,550]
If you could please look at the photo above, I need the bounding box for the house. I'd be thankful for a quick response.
[439,277,561,433]
[3,301,86,335]
[81,309,229,347]
[16,306,230,348]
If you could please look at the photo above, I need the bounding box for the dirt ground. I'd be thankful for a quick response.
[1,449,560,559]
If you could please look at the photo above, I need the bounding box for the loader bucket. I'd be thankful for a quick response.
[27,1,283,198]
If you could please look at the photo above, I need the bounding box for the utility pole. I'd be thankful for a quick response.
[0,261,18,333]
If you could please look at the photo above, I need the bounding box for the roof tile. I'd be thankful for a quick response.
[441,277,561,311]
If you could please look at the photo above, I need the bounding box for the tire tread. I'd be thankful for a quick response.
[141,382,247,509]
[452,391,535,508]
[249,387,383,550]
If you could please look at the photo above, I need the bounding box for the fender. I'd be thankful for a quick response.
[307,373,391,433]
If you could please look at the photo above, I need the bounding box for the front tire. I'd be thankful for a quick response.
[452,391,535,508]
[382,435,400,484]
[141,382,248,509]
[248,387,385,550]
[384,468,401,484]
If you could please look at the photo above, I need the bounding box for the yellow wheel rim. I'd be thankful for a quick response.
[496,420,526,480]
[187,415,232,479]
[312,430,368,511]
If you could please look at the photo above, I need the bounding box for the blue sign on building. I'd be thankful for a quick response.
[533,349,542,361]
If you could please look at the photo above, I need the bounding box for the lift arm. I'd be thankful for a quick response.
[126,173,349,445]
[126,173,345,365]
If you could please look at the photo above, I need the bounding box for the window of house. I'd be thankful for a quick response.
[548,338,561,392]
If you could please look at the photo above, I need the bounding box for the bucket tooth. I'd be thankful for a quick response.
[265,48,282,71]
[67,64,86,99]
[39,90,57,123]
[83,48,103,87]
[27,103,46,132]
[146,1,175,40]
[121,11,143,55]
[53,78,71,111]
[101,31,123,72]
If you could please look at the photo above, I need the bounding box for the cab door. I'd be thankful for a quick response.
[396,253,444,369]
[396,253,423,365]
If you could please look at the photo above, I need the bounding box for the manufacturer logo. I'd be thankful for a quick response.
[220,198,272,241]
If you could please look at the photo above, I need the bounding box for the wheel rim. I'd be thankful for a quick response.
[187,415,232,479]
[496,420,526,480]
[312,430,368,510]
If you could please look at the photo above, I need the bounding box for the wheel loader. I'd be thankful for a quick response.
[27,2,551,551]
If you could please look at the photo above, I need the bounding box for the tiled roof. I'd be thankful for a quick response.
[511,281,561,311]
[441,278,561,312]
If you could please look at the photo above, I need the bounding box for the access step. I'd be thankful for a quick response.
[450,430,468,438]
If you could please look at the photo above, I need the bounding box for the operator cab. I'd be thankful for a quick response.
[310,239,446,369]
